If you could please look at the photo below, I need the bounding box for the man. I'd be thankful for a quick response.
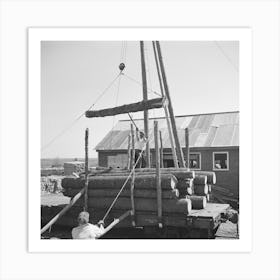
[71,211,105,239]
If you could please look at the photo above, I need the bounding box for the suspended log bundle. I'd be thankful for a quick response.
[85,97,165,118]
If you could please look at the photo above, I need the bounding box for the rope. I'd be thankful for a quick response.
[122,73,161,97]
[145,42,156,119]
[109,72,122,149]
[41,73,121,152]
[102,133,151,222]
[214,41,239,73]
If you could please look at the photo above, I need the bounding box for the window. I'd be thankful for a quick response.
[213,152,229,171]
[189,153,201,170]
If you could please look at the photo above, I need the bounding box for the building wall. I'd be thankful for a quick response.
[150,146,239,196]
[98,150,128,167]
[190,147,239,196]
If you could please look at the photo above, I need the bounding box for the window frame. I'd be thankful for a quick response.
[213,151,229,171]
[189,152,201,170]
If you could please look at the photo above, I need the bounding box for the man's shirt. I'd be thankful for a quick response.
[72,223,104,239]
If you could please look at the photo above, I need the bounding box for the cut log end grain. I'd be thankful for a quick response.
[187,195,207,209]
[193,184,208,196]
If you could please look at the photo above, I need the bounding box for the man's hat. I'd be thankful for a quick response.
[78,211,90,223]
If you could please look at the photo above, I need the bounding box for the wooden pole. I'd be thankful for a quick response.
[130,124,135,170]
[159,130,164,168]
[155,41,186,168]
[152,41,179,168]
[41,187,85,235]
[154,121,163,228]
[127,134,131,170]
[96,210,132,239]
[130,168,136,226]
[130,125,136,226]
[84,128,89,211]
[140,41,151,168]
[185,127,189,169]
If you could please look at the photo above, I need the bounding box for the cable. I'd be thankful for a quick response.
[41,73,121,152]
[214,41,239,73]
[122,73,161,97]
[109,73,122,149]
[87,73,121,111]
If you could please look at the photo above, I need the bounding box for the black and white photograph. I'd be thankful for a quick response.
[40,40,239,240]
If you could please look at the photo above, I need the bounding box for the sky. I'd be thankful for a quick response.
[41,41,239,158]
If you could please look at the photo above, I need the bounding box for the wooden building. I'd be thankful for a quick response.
[95,111,239,197]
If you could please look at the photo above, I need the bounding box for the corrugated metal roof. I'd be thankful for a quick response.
[95,111,239,150]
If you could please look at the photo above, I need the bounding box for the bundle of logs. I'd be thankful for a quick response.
[175,170,216,209]
[61,168,216,227]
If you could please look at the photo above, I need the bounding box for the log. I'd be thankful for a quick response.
[208,184,212,193]
[85,97,164,118]
[87,170,195,181]
[177,178,193,188]
[75,197,192,214]
[91,167,194,175]
[206,194,210,202]
[193,175,207,185]
[176,179,194,196]
[193,184,208,195]
[62,174,177,190]
[64,188,179,199]
[195,171,216,184]
[186,187,193,196]
[187,195,207,209]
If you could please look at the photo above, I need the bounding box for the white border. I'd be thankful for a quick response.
[28,27,252,253]
[213,151,229,171]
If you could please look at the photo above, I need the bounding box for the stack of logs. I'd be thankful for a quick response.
[61,168,216,227]
[175,170,216,209]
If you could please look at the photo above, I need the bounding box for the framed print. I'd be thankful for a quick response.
[28,27,252,253]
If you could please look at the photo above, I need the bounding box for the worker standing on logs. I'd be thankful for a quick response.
[71,211,105,239]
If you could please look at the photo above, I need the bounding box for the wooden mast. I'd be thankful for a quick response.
[140,41,151,167]
[84,128,89,211]
[155,41,186,168]
[152,41,179,168]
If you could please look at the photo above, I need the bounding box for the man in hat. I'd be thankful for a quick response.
[71,211,105,239]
